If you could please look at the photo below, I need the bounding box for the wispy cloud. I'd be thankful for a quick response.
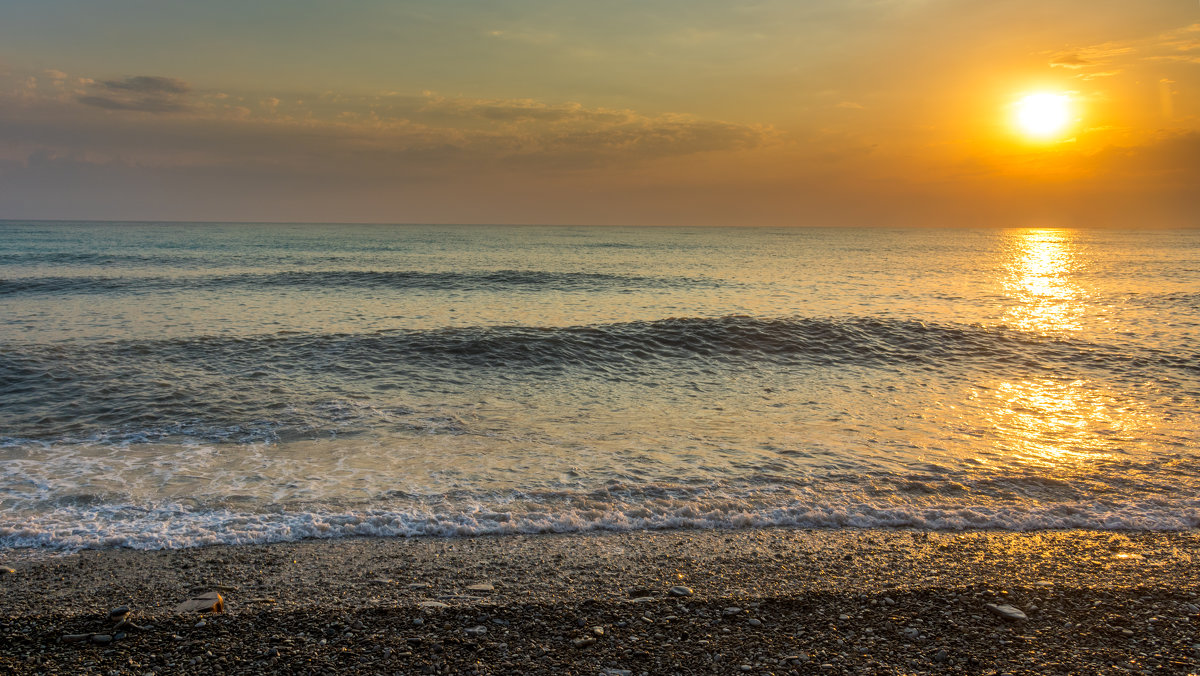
[77,75,192,113]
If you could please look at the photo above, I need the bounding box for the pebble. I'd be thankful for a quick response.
[91,634,113,645]
[464,625,488,636]
[723,607,742,616]
[466,583,494,592]
[418,601,450,609]
[591,626,605,636]
[602,670,632,676]
[748,618,762,627]
[108,606,130,621]
[838,614,851,621]
[668,585,693,597]
[572,637,597,647]
[61,633,92,643]
[986,603,1028,622]
[933,649,948,663]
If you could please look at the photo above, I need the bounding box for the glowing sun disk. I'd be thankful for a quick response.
[1015,93,1071,138]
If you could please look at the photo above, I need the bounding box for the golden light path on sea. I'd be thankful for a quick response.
[979,229,1152,469]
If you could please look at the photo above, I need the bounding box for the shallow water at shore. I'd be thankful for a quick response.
[2,223,1199,552]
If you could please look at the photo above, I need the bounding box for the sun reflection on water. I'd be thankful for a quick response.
[1001,228,1084,333]
[978,230,1155,469]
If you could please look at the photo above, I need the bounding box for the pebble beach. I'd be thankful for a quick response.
[3,527,1199,674]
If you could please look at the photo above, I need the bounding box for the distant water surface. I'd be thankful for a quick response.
[1,222,1198,553]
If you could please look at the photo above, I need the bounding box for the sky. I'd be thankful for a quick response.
[1,0,1197,226]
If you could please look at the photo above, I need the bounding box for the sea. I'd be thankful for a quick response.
[1,222,1198,556]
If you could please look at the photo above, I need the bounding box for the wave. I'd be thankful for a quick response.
[0,269,701,296]
[3,482,1196,554]
[3,315,1196,441]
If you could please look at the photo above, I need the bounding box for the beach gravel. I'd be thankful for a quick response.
[1,528,1198,674]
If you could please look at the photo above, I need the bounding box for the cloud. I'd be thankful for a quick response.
[1049,53,1090,69]
[101,75,189,95]
[76,75,192,113]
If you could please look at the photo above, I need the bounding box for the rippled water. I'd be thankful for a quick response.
[2,222,1198,553]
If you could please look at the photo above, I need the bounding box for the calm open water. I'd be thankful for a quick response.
[2,222,1198,553]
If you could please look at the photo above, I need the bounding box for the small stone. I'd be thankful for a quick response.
[628,588,656,598]
[173,591,224,614]
[418,601,449,609]
[464,625,488,636]
[883,597,896,606]
[91,634,113,645]
[412,617,424,626]
[1122,629,1134,636]
[739,665,753,672]
[61,633,92,643]
[0,566,15,575]
[723,607,742,616]
[194,620,206,628]
[572,637,597,647]
[591,626,605,636]
[466,583,494,592]
[1034,580,1054,587]
[748,618,762,627]
[668,585,693,597]
[986,603,1027,621]
[838,614,850,621]
[113,631,127,641]
[408,582,432,589]
[933,649,948,663]
[108,606,130,621]
[369,578,394,585]
[602,670,633,676]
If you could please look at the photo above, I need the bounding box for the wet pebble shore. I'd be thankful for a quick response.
[2,528,1198,674]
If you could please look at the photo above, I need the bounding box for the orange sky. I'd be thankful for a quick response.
[1,1,1196,226]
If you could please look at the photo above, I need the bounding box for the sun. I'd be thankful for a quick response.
[1015,93,1072,139]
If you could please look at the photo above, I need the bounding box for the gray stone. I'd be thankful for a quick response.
[108,606,130,621]
[748,618,762,626]
[61,633,92,643]
[466,583,495,592]
[668,586,693,597]
[418,601,450,609]
[464,625,488,636]
[591,626,605,636]
[985,603,1027,621]
[722,607,742,616]
[91,634,113,645]
[572,637,597,647]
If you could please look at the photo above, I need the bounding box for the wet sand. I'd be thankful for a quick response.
[2,528,1198,674]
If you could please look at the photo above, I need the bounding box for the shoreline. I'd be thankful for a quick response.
[3,527,1198,674]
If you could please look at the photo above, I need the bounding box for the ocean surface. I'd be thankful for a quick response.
[2,222,1198,555]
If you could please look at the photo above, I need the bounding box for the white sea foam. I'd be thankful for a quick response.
[3,492,1197,556]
